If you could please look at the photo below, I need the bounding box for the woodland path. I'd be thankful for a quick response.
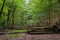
[0,33,60,40]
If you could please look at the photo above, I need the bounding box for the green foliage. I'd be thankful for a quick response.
[0,0,3,10]
[0,0,60,29]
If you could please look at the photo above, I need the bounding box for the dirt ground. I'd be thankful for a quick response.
[0,33,60,40]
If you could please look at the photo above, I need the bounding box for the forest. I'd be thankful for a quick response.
[0,0,60,30]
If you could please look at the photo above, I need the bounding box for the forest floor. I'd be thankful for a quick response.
[0,33,60,40]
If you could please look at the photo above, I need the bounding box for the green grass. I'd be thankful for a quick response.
[11,30,28,33]
[7,30,27,38]
[7,34,24,38]
[7,34,19,38]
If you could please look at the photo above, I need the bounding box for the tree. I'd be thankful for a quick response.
[0,0,5,16]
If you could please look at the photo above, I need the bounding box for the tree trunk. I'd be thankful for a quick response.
[0,0,5,16]
[12,7,16,28]
[7,9,11,27]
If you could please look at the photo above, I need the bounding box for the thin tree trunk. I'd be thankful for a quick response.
[0,0,6,31]
[0,0,5,16]
[48,0,52,26]
[7,9,11,27]
[12,7,16,28]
